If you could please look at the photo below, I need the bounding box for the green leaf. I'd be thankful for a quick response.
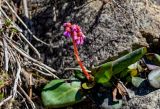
[132,77,145,87]
[82,82,95,90]
[41,79,85,108]
[92,62,113,85]
[128,62,139,70]
[92,47,147,85]
[126,76,132,83]
[120,63,140,78]
[120,68,130,78]
[112,47,147,75]
[145,53,160,66]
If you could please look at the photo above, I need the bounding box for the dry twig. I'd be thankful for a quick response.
[2,33,9,72]
[12,57,21,99]
[0,7,40,58]
[18,85,36,109]
[4,0,50,46]
[0,95,12,107]
[29,73,33,99]
[17,91,29,109]
[65,67,91,73]
[6,37,58,77]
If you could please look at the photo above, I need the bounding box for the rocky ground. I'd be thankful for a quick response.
[28,0,160,108]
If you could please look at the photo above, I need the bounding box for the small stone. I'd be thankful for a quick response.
[148,69,160,88]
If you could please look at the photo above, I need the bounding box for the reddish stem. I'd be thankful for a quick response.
[71,37,91,80]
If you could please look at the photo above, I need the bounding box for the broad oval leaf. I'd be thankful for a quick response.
[41,79,85,108]
[148,69,160,88]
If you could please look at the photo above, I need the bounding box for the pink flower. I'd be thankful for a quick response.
[71,25,78,31]
[63,23,86,45]
[72,31,78,40]
[63,22,72,27]
[63,31,71,37]
[64,27,71,37]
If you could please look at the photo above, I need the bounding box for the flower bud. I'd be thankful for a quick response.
[63,22,72,27]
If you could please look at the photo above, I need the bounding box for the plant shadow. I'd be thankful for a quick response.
[130,80,157,96]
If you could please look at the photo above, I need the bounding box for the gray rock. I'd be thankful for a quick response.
[148,69,160,88]
[122,89,160,109]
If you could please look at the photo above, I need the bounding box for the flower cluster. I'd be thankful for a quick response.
[63,23,85,45]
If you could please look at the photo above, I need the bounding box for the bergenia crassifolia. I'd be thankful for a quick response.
[63,23,91,80]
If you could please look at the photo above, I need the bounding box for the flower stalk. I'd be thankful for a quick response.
[63,23,91,80]
[72,37,91,80]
